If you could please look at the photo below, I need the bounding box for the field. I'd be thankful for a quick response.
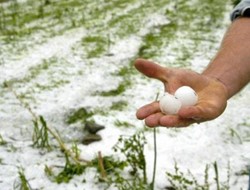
[0,0,250,189]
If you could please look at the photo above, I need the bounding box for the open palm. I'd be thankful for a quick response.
[134,59,228,127]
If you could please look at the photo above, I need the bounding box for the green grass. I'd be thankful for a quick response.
[1,0,230,69]
[5,57,56,85]
[81,35,110,58]
[0,0,231,119]
[137,0,228,65]
[3,56,71,100]
[110,100,128,111]
[14,167,32,190]
[114,120,136,128]
[66,107,94,124]
[98,80,131,97]
[166,161,230,190]
[0,134,7,145]
[0,0,237,188]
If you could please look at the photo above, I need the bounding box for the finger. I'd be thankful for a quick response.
[159,115,194,127]
[136,101,161,120]
[144,112,164,127]
[134,58,171,82]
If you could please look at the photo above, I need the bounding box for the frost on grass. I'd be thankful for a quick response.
[0,0,249,189]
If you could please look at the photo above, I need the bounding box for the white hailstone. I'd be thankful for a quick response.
[159,93,182,114]
[174,86,198,106]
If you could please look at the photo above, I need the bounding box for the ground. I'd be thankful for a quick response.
[0,0,250,189]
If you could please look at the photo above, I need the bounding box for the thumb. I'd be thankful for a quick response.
[134,58,171,82]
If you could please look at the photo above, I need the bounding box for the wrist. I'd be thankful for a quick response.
[202,73,230,100]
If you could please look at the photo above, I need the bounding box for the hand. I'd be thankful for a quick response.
[134,59,228,127]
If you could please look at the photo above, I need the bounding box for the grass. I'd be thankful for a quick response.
[5,57,68,87]
[114,120,136,128]
[98,80,131,97]
[14,167,32,190]
[0,0,243,189]
[0,0,229,101]
[166,161,230,190]
[137,0,228,65]
[32,115,52,150]
[66,107,94,124]
[3,56,71,102]
[110,100,128,111]
[94,61,137,99]
[0,134,7,145]
[6,79,241,189]
[81,35,111,58]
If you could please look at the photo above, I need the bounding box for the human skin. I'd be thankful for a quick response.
[135,17,250,127]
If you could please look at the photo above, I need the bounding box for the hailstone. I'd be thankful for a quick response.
[174,86,198,106]
[159,93,182,114]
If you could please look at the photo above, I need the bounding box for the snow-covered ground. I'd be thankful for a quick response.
[0,0,249,189]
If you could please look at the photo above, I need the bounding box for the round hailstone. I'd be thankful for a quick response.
[174,86,198,106]
[159,93,182,114]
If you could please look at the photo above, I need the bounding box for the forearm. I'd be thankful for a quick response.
[202,17,250,99]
